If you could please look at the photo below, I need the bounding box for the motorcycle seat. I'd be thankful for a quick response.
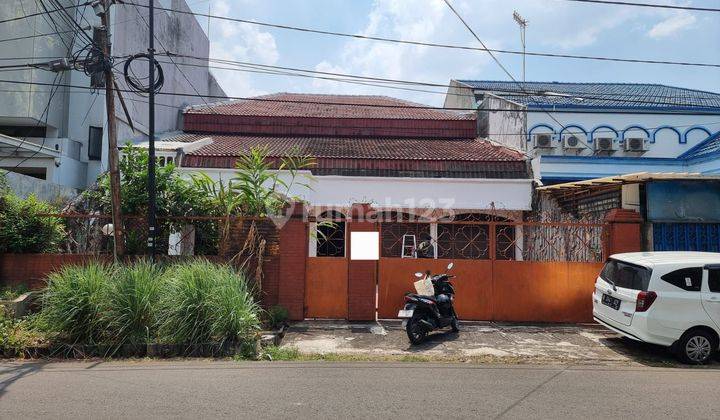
[406,293,436,301]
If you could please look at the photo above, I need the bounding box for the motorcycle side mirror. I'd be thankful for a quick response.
[414,272,424,278]
[447,262,454,270]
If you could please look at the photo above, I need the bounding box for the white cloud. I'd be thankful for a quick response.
[310,0,498,104]
[208,0,279,96]
[647,12,696,39]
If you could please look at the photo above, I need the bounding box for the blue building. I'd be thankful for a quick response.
[444,81,720,184]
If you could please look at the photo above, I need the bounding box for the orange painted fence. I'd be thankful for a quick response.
[378,258,603,323]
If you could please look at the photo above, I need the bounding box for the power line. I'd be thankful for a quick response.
[2,77,718,116]
[158,53,720,109]
[9,0,92,168]
[123,1,719,69]
[0,1,90,25]
[1,83,717,138]
[556,0,720,12]
[443,0,596,150]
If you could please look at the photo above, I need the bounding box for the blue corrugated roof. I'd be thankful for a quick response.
[679,131,720,160]
[457,80,720,113]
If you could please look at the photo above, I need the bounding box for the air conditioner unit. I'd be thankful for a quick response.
[533,133,554,148]
[595,137,618,152]
[562,134,585,149]
[624,137,649,152]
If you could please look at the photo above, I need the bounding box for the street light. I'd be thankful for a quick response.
[512,11,528,83]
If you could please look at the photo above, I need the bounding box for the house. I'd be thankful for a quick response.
[146,93,627,323]
[537,172,720,253]
[156,92,533,221]
[0,1,225,194]
[443,80,720,184]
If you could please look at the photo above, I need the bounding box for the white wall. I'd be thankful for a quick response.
[526,111,718,158]
[177,168,534,211]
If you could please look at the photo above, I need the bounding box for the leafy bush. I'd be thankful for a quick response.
[265,305,289,330]
[40,263,113,344]
[84,144,214,254]
[0,193,64,253]
[157,260,260,346]
[0,311,45,357]
[105,261,163,345]
[0,285,28,301]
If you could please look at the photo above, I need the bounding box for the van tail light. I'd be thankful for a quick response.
[636,291,657,312]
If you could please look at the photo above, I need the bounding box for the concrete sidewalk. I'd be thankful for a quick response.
[282,320,701,366]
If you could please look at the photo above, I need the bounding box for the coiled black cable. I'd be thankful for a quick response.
[123,53,164,94]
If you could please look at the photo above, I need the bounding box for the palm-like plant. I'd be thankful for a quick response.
[232,147,314,217]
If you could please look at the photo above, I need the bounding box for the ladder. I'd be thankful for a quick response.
[401,234,416,258]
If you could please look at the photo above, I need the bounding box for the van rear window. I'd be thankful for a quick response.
[600,259,652,291]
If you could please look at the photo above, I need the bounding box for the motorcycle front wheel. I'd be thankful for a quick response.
[406,314,428,345]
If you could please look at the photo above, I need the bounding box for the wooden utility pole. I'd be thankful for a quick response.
[99,0,125,257]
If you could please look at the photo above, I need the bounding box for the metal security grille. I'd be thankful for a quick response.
[653,223,720,252]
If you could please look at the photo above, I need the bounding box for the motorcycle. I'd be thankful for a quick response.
[398,260,459,344]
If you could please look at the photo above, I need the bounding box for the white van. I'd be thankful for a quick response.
[593,252,720,364]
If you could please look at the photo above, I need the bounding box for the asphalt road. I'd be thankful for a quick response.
[1,361,719,419]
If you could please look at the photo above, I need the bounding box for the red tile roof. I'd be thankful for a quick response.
[184,93,475,120]
[168,133,525,162]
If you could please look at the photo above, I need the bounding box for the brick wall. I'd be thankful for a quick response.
[0,254,110,289]
[277,218,308,320]
[223,219,281,307]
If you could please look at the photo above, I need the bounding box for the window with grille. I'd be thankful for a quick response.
[316,211,346,257]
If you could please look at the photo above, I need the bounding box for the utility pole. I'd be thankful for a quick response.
[98,0,125,258]
[147,0,157,261]
[512,11,528,83]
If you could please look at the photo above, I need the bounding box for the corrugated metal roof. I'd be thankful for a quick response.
[538,172,720,194]
[679,131,720,160]
[457,80,720,112]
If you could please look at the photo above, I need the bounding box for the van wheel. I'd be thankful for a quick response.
[677,329,717,364]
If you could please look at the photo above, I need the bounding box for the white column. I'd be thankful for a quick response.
[308,221,317,257]
[431,222,438,259]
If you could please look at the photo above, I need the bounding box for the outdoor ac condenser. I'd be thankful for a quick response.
[533,133,554,148]
[594,137,618,152]
[624,137,649,152]
[562,134,585,150]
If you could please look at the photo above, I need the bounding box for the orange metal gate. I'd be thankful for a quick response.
[304,257,348,319]
[377,259,603,323]
[304,213,607,323]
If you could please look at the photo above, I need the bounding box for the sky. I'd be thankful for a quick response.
[188,0,720,106]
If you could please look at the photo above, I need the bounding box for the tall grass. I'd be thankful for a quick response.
[36,260,261,352]
[105,260,163,345]
[40,263,113,344]
[157,260,260,346]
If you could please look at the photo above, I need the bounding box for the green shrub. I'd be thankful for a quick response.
[0,285,28,301]
[40,263,113,344]
[157,260,260,346]
[0,312,48,357]
[105,260,163,345]
[262,345,300,361]
[0,193,64,253]
[265,305,289,330]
